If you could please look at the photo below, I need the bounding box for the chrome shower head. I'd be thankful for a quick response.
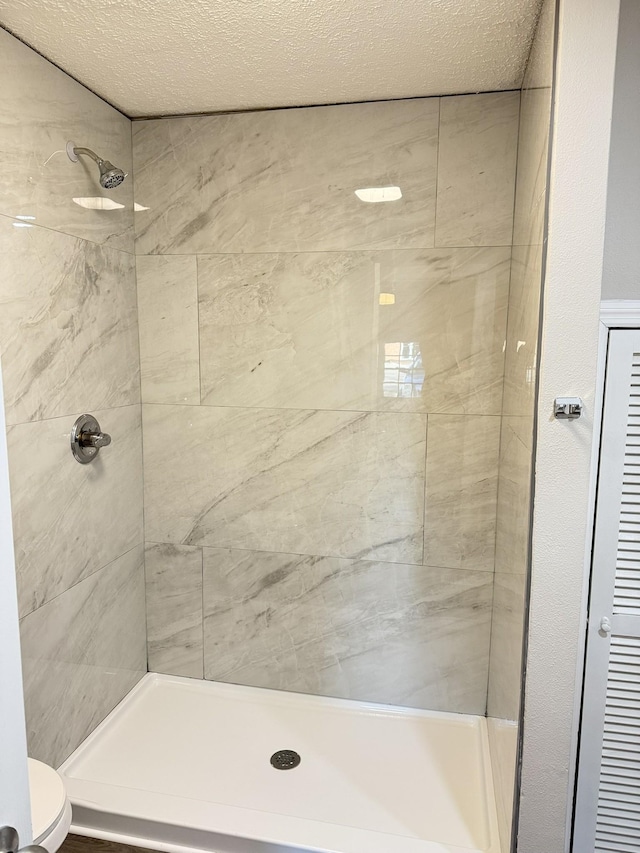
[98,160,126,189]
[66,141,127,190]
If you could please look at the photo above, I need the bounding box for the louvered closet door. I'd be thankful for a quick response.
[574,329,640,853]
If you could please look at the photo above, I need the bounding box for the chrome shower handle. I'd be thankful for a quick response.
[80,429,112,448]
[71,414,112,463]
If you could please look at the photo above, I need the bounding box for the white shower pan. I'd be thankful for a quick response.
[59,674,501,853]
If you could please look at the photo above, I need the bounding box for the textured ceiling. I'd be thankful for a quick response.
[0,0,542,118]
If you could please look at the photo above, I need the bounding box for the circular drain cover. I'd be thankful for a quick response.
[270,749,301,770]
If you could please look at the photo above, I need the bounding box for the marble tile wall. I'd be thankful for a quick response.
[135,91,520,714]
[487,0,556,847]
[0,30,145,767]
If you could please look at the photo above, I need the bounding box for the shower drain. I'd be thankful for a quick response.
[270,749,301,770]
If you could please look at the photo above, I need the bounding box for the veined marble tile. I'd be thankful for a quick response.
[137,255,200,404]
[495,416,533,575]
[512,86,552,248]
[424,415,501,571]
[203,548,492,712]
[146,543,203,678]
[8,405,143,618]
[198,248,509,414]
[0,218,139,424]
[435,92,519,247]
[20,545,146,768]
[487,571,527,722]
[502,244,542,418]
[0,30,133,252]
[133,98,439,255]
[143,404,426,564]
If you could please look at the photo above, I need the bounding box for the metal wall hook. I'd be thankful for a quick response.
[71,414,112,464]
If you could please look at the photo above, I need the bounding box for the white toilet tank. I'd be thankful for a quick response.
[29,759,72,853]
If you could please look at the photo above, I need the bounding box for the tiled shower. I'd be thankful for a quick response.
[0,0,554,847]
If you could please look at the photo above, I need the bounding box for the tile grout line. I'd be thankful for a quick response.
[143,539,496,574]
[19,541,143,623]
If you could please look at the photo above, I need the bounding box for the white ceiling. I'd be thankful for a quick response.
[0,0,542,118]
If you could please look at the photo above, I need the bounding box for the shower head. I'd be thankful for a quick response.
[66,141,127,189]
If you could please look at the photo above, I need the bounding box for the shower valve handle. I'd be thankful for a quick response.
[70,414,112,463]
[80,429,112,448]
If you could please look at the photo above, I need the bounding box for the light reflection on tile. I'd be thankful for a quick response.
[0,29,133,252]
[203,548,493,712]
[143,404,426,565]
[198,248,509,414]
[133,98,439,255]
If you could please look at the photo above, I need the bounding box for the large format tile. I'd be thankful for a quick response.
[137,255,200,404]
[146,543,203,678]
[502,244,542,417]
[20,546,146,768]
[0,218,139,424]
[0,30,133,252]
[512,86,552,248]
[8,405,143,618]
[203,548,492,712]
[487,571,527,722]
[424,415,501,571]
[133,98,439,255]
[198,248,509,414]
[435,92,519,247]
[495,416,533,575]
[143,404,426,564]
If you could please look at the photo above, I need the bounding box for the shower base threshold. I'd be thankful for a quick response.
[59,673,501,853]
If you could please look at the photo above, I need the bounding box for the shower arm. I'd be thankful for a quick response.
[72,146,103,165]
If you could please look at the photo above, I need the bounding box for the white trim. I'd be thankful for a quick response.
[600,299,640,326]
[572,327,640,850]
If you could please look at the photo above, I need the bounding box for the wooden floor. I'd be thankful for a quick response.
[61,835,155,853]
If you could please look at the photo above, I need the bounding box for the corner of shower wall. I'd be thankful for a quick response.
[132,90,521,716]
[0,29,146,768]
[487,0,557,847]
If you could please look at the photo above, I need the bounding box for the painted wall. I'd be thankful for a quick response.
[0,29,146,768]
[601,0,640,301]
[516,0,620,849]
[133,92,520,713]
[487,0,556,847]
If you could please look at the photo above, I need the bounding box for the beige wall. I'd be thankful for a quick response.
[133,92,520,712]
[0,30,146,768]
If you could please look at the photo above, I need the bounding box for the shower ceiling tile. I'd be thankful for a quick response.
[142,404,426,565]
[424,415,501,572]
[0,0,542,117]
[435,92,520,247]
[0,30,133,251]
[137,255,200,405]
[0,217,140,424]
[133,99,439,255]
[202,548,492,713]
[20,545,146,768]
[8,405,143,618]
[198,247,510,415]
